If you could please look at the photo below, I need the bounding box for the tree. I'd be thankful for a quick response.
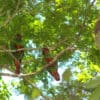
[0,0,100,100]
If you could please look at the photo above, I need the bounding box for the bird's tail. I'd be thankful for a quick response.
[49,71,60,81]
[14,59,21,74]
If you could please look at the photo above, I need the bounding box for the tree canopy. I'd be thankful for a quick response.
[0,0,100,100]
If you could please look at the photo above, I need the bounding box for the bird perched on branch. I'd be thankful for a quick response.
[11,34,24,74]
[44,57,60,81]
[42,47,60,81]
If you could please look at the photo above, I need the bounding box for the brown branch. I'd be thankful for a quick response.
[0,46,18,61]
[0,47,38,53]
[0,46,75,77]
[0,35,68,53]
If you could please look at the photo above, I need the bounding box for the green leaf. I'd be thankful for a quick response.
[89,86,100,100]
[62,68,72,81]
[86,77,100,89]
[32,88,41,98]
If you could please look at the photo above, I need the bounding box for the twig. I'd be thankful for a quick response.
[0,47,38,53]
[0,64,11,71]
[0,46,18,61]
[50,37,68,50]
[0,37,68,53]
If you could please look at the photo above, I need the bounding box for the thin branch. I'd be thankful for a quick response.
[0,46,18,61]
[50,37,68,50]
[0,36,68,53]
[0,64,11,71]
[0,47,38,53]
[0,46,75,77]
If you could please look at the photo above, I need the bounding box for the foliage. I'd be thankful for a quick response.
[0,80,11,99]
[0,0,100,100]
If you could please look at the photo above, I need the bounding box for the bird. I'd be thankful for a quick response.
[11,34,24,74]
[44,57,60,81]
[42,47,49,56]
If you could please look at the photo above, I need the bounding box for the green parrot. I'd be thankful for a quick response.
[11,34,24,74]
[42,48,60,81]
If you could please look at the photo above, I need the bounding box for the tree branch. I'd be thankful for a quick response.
[0,47,38,53]
[0,46,75,77]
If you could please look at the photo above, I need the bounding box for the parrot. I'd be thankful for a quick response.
[42,47,49,56]
[44,57,60,81]
[11,34,24,74]
[94,18,100,50]
[42,47,60,81]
